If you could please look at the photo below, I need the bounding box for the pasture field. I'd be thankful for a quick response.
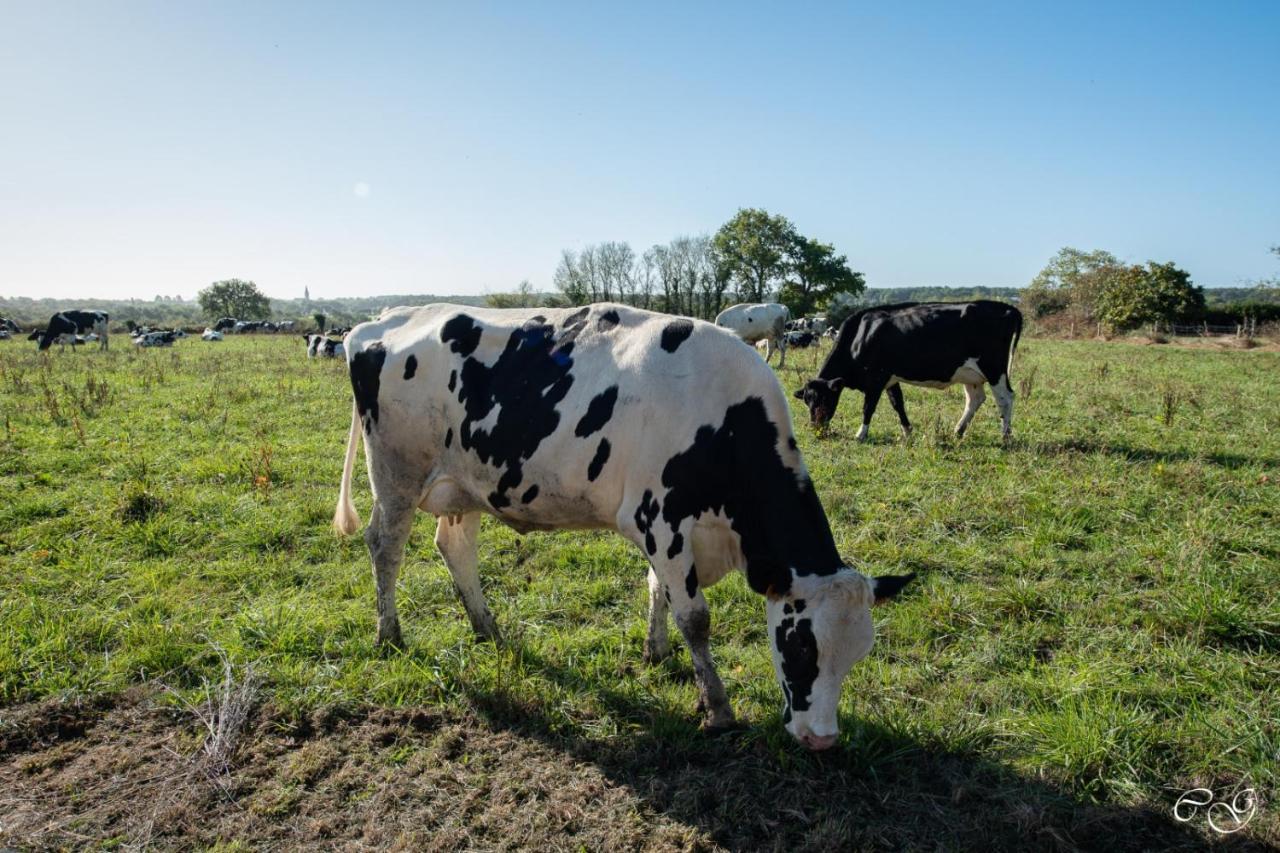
[0,333,1277,850]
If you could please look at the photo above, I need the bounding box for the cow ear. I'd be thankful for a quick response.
[872,573,915,605]
[793,387,805,400]
[827,378,844,391]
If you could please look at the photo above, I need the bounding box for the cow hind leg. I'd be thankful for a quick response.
[991,375,1015,441]
[434,512,500,642]
[364,498,417,649]
[887,383,911,439]
[955,383,986,438]
[643,567,672,663]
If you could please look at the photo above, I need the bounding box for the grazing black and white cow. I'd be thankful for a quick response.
[303,334,345,359]
[201,328,224,341]
[38,310,109,351]
[796,301,1023,441]
[0,317,20,334]
[785,331,816,349]
[714,303,790,367]
[214,317,238,332]
[333,304,912,749]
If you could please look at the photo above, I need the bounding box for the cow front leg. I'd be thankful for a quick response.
[643,566,672,663]
[886,383,911,439]
[856,381,886,442]
[364,498,417,649]
[434,512,500,642]
[991,375,1015,442]
[669,581,735,730]
[776,334,787,368]
[955,383,986,437]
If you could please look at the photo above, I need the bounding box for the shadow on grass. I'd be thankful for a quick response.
[448,640,1242,852]
[1033,438,1276,471]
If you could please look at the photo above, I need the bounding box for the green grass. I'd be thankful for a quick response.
[0,335,1277,845]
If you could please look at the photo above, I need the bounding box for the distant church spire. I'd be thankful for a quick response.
[304,285,310,302]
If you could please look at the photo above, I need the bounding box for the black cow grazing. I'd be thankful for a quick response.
[214,317,238,331]
[38,311,109,351]
[796,301,1022,442]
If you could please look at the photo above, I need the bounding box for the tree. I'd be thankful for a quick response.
[1095,262,1205,331]
[780,235,865,316]
[485,280,539,309]
[198,279,271,319]
[1022,247,1121,320]
[553,250,588,305]
[711,208,796,303]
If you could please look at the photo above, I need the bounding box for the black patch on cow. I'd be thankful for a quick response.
[575,386,618,438]
[587,438,611,482]
[597,309,620,331]
[776,616,819,713]
[684,564,698,599]
[445,427,453,448]
[667,532,683,560]
[657,397,842,597]
[350,343,386,433]
[521,485,539,504]
[563,307,589,327]
[452,318,576,508]
[783,603,793,615]
[448,370,457,392]
[634,489,660,556]
[664,587,671,604]
[489,491,510,510]
[555,308,590,351]
[660,319,694,353]
[788,437,798,451]
[793,598,807,613]
[403,354,417,380]
[441,314,482,356]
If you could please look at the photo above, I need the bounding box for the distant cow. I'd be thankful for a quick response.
[214,317,238,332]
[134,330,176,347]
[333,303,912,749]
[796,301,1023,442]
[38,310,109,351]
[201,328,224,341]
[277,320,296,332]
[785,331,816,349]
[0,317,19,334]
[303,334,344,358]
[715,303,791,367]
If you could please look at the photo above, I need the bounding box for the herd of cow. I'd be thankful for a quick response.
[10,298,1022,749]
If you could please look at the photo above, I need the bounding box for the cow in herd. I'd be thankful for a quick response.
[796,301,1023,441]
[332,303,913,750]
[38,310,109,351]
[303,334,345,358]
[715,303,790,367]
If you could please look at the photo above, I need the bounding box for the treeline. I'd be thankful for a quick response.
[538,208,865,321]
[0,293,485,330]
[1021,246,1279,332]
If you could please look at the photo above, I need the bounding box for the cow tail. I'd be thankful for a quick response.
[1008,310,1023,378]
[333,402,362,536]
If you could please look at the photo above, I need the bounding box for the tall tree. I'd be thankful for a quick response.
[198,279,271,319]
[781,236,865,316]
[711,208,796,303]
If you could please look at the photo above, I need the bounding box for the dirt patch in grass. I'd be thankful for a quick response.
[2,691,1272,851]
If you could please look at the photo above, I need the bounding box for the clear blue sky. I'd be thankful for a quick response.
[2,1,1277,300]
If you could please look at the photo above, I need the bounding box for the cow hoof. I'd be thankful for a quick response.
[700,714,739,735]
[642,643,672,664]
[376,631,405,654]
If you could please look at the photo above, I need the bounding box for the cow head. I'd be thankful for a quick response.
[766,570,913,750]
[794,378,846,427]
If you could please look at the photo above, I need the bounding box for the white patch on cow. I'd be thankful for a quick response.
[854,423,869,442]
[955,383,986,437]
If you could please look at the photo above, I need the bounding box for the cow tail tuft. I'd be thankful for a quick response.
[333,402,362,535]
[1008,309,1023,378]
